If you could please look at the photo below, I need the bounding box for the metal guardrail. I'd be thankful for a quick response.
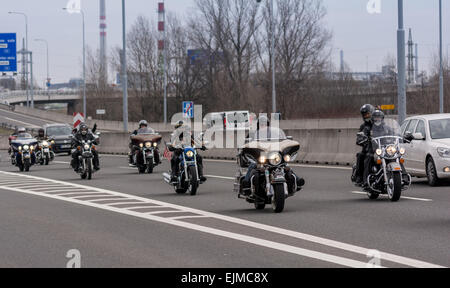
[0,89,80,100]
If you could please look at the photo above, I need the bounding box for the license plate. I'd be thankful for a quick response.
[44,148,49,153]
[61,145,71,149]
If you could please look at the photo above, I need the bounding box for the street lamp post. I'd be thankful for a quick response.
[8,11,29,107]
[122,0,128,132]
[256,0,276,114]
[63,8,86,119]
[34,39,49,90]
[397,0,407,124]
[439,0,444,113]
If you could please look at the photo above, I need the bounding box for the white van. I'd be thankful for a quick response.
[204,111,253,131]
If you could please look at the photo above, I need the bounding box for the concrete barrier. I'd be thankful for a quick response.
[97,128,359,166]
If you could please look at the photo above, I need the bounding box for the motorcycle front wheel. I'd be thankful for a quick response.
[24,159,31,172]
[387,172,402,202]
[272,183,286,213]
[188,166,199,196]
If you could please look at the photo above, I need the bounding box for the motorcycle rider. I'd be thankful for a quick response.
[129,120,161,166]
[71,123,100,172]
[169,120,207,183]
[241,115,305,194]
[8,127,26,157]
[35,128,47,141]
[354,104,375,186]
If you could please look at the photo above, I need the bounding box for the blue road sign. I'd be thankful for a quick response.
[183,101,194,119]
[0,33,17,72]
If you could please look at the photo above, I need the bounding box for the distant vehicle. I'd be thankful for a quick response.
[43,124,73,155]
[401,114,450,186]
[204,111,253,131]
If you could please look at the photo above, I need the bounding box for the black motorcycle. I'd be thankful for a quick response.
[233,131,303,213]
[130,132,162,174]
[10,135,37,172]
[74,139,97,180]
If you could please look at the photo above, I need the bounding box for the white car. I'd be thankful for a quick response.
[401,114,450,186]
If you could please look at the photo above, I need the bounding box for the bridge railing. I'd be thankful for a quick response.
[0,89,80,100]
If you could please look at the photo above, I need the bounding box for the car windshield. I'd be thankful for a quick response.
[251,127,287,141]
[47,126,72,136]
[137,127,155,134]
[429,119,450,139]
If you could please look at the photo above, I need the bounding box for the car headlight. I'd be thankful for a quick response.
[437,147,450,158]
[145,142,152,148]
[376,149,383,156]
[139,143,144,148]
[258,156,267,164]
[399,147,406,155]
[153,142,158,147]
[268,153,282,166]
[186,150,194,158]
[84,144,90,150]
[23,145,29,151]
[284,155,291,163]
[386,145,397,156]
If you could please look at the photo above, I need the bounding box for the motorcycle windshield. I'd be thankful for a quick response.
[251,127,287,141]
[371,118,402,147]
[137,127,155,134]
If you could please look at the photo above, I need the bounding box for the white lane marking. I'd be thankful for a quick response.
[205,175,235,181]
[351,191,433,202]
[119,167,135,170]
[70,194,113,199]
[169,215,210,221]
[0,176,372,268]
[125,206,163,210]
[0,171,442,268]
[107,201,146,206]
[54,161,70,165]
[2,117,40,128]
[146,210,187,215]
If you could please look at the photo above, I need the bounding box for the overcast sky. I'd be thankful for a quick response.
[1,0,448,87]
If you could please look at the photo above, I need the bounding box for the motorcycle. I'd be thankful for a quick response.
[74,139,97,180]
[233,131,303,213]
[36,139,56,166]
[10,135,37,172]
[352,118,411,201]
[163,144,205,196]
[130,132,162,174]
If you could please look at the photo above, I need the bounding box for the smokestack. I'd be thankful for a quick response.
[415,43,419,83]
[99,0,107,83]
[340,50,344,73]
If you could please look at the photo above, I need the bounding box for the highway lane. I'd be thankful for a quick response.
[0,108,56,129]
[0,151,448,267]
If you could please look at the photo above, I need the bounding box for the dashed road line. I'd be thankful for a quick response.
[0,170,443,268]
[351,191,433,202]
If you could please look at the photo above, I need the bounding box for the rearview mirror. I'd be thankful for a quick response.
[287,136,293,140]
[413,132,425,141]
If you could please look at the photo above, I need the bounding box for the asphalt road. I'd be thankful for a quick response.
[0,108,56,129]
[0,150,448,268]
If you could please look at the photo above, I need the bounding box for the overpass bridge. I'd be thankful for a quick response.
[0,90,80,108]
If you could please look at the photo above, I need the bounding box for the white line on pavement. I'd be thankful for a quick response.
[0,109,56,124]
[0,171,442,268]
[351,191,433,202]
[2,117,40,128]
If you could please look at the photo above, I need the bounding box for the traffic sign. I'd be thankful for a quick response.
[96,109,106,115]
[73,112,85,129]
[381,105,395,111]
[183,101,194,119]
[0,33,17,72]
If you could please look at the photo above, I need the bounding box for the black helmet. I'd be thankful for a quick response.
[38,128,45,137]
[175,120,184,130]
[79,123,88,135]
[372,110,385,126]
[139,120,148,128]
[360,104,375,123]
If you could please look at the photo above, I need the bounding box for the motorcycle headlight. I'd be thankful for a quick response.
[186,150,194,158]
[145,142,152,148]
[139,143,144,148]
[258,156,267,164]
[284,154,291,163]
[268,153,282,166]
[23,145,29,151]
[376,149,383,156]
[30,145,34,150]
[437,147,450,158]
[153,142,158,147]
[386,145,397,156]
[18,146,22,151]
[399,147,406,155]
[84,144,90,150]
[42,141,49,147]
[51,140,55,144]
